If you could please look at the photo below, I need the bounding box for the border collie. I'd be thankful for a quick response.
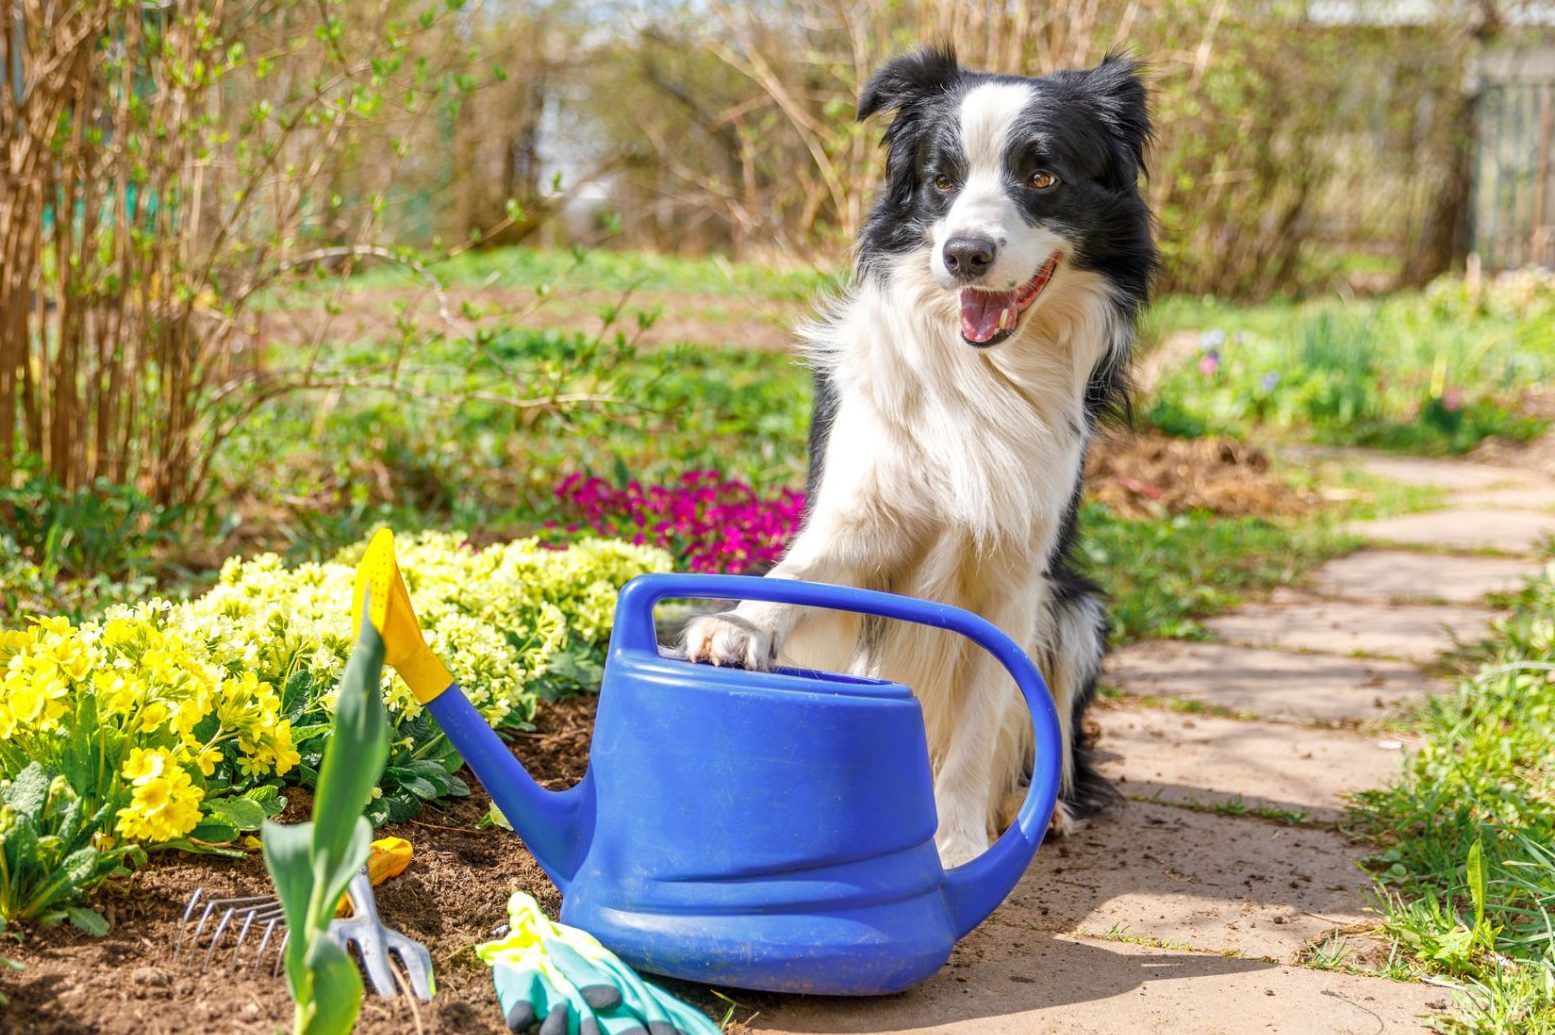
[683,47,1156,865]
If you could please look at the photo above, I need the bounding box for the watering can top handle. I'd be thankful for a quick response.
[612,572,1063,937]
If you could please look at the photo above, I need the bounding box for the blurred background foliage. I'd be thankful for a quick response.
[2,0,1553,609]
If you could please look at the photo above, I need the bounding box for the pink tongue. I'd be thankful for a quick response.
[959,289,1019,343]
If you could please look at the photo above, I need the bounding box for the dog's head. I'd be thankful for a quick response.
[857,47,1154,348]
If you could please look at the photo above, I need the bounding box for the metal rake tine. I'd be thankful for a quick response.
[387,935,436,1002]
[274,929,290,977]
[174,887,208,961]
[186,891,275,954]
[251,915,283,969]
[202,906,240,970]
[228,903,275,966]
[187,900,223,957]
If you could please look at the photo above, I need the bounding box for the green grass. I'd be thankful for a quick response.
[308,244,842,304]
[1081,503,1357,644]
[1142,277,1555,455]
[1143,794,1314,827]
[214,328,812,561]
[1351,571,1555,1034]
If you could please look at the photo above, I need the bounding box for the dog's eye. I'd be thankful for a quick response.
[932,174,955,192]
[1028,171,1058,190]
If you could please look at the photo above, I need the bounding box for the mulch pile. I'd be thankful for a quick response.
[1086,430,1318,518]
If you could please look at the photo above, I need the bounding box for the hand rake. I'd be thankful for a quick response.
[174,867,434,1000]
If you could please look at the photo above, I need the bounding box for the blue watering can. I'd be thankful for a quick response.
[356,531,1062,995]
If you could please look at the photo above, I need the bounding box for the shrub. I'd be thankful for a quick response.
[0,763,145,935]
[167,532,670,823]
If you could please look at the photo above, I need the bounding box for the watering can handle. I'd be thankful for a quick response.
[611,572,1062,938]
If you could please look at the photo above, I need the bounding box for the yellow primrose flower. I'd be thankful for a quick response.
[193,744,222,777]
[114,754,203,843]
[271,740,301,776]
[235,754,268,779]
[136,700,171,733]
[123,746,170,783]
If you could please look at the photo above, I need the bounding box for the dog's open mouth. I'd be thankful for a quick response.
[958,254,1061,347]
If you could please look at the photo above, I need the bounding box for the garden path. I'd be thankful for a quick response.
[753,449,1555,1035]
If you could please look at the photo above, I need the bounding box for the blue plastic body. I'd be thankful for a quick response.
[424,573,1062,995]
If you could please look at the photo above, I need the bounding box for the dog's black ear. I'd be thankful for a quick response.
[857,46,960,122]
[1084,52,1152,180]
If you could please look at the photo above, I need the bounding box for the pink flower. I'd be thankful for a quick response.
[552,470,805,573]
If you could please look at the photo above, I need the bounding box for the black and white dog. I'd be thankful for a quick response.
[684,47,1156,865]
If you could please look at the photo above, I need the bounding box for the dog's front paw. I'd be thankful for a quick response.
[682,612,777,670]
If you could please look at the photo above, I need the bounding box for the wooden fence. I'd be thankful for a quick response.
[1473,47,1555,270]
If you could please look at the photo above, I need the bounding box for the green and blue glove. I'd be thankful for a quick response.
[476,892,723,1035]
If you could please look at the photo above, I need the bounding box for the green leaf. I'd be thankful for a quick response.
[311,619,388,872]
[383,794,420,824]
[400,776,439,800]
[244,785,287,816]
[66,906,109,937]
[299,929,366,1035]
[206,797,267,831]
[1465,837,1489,944]
[4,764,51,817]
[152,838,245,860]
[188,818,239,844]
[263,612,392,1034]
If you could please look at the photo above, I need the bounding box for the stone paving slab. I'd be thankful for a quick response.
[1312,550,1540,604]
[1283,447,1537,492]
[755,934,1445,1034]
[1094,704,1410,821]
[1203,595,1495,662]
[1104,641,1444,723]
[1004,801,1373,961]
[1451,485,1555,511]
[1349,508,1555,554]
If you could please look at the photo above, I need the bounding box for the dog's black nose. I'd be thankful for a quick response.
[942,235,996,279]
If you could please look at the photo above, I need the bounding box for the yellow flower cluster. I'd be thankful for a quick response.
[115,747,203,843]
[1,532,669,848]
[0,616,84,735]
[0,602,298,844]
[182,532,669,726]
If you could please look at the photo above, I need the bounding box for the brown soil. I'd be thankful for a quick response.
[1085,430,1317,519]
[2,697,758,1035]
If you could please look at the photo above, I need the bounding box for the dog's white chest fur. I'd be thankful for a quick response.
[804,258,1115,554]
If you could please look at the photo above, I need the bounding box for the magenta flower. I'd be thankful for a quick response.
[553,471,806,573]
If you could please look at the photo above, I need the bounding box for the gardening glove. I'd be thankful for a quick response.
[353,527,454,703]
[477,892,722,1035]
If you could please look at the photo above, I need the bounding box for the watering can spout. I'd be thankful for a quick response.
[353,529,594,890]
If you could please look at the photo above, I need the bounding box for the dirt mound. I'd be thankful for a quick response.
[1086,431,1316,518]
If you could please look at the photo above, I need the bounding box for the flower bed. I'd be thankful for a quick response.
[554,470,804,574]
[0,532,669,931]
